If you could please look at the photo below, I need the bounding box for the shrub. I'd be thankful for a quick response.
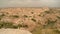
[31,12,34,14]
[0,13,5,20]
[57,16,60,19]
[45,11,50,13]
[43,19,56,29]
[0,21,19,29]
[54,29,60,34]
[12,15,19,18]
[18,24,22,28]
[0,21,28,29]
[23,25,28,28]
[31,18,36,22]
[23,15,28,18]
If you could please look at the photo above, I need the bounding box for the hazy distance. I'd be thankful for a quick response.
[0,0,60,8]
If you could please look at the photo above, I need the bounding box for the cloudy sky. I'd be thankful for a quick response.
[0,0,60,8]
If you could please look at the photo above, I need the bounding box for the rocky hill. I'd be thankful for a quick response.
[0,7,60,34]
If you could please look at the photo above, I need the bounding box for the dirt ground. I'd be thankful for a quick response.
[0,7,60,34]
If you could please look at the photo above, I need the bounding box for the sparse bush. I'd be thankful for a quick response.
[23,25,28,28]
[44,11,51,14]
[0,21,28,29]
[0,22,3,28]
[18,23,28,28]
[12,15,19,18]
[54,29,60,34]
[12,25,18,29]
[0,13,5,16]
[0,21,14,29]
[23,15,28,18]
[57,16,60,19]
[31,18,36,22]
[31,12,34,14]
[43,19,57,29]
[43,10,54,15]
[18,24,22,28]
[0,21,19,29]
[0,13,5,20]
[38,14,41,17]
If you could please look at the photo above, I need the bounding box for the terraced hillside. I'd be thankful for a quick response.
[0,7,60,34]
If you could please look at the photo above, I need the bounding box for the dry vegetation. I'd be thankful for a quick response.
[0,7,60,34]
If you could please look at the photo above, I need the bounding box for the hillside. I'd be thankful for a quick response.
[0,7,60,34]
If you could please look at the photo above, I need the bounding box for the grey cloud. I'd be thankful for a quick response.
[0,0,60,8]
